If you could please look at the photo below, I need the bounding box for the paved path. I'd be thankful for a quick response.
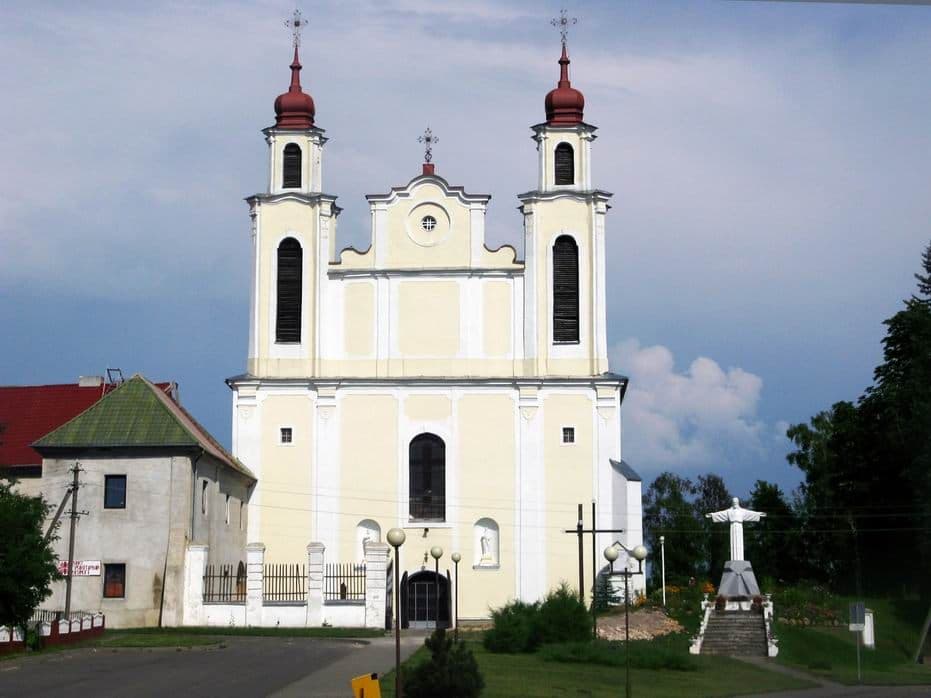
[735,656,931,698]
[0,635,422,698]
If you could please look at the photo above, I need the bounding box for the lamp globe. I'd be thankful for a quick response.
[604,546,619,562]
[632,545,648,562]
[430,545,443,560]
[451,552,461,563]
[387,528,406,548]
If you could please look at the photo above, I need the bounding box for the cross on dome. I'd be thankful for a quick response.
[285,8,306,48]
[550,8,577,47]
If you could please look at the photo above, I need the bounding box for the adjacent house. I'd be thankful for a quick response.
[31,375,255,627]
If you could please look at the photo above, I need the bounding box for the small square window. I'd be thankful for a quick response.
[103,563,126,598]
[104,475,126,509]
[562,427,575,444]
[280,427,293,444]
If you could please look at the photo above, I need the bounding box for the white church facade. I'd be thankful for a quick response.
[228,26,644,624]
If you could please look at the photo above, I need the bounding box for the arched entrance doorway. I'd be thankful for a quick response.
[400,570,451,629]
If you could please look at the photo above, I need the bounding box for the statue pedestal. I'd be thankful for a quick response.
[718,560,760,598]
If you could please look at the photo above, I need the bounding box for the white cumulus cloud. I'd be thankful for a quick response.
[611,339,775,477]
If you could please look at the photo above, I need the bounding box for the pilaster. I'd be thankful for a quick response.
[245,543,266,626]
[307,542,326,626]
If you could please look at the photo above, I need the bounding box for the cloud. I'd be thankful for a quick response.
[611,339,776,476]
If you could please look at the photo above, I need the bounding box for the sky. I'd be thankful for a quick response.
[2,0,929,498]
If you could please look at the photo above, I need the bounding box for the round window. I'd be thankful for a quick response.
[421,215,437,232]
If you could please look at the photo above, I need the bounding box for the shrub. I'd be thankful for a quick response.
[405,628,485,698]
[538,583,591,645]
[483,599,542,653]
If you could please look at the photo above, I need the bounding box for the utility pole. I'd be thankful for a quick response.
[564,503,626,639]
[63,463,82,618]
[44,485,74,543]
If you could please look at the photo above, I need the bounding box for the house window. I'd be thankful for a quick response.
[104,475,126,509]
[276,238,303,343]
[409,433,445,521]
[201,480,208,516]
[554,142,574,185]
[240,501,245,531]
[553,235,580,343]
[562,427,576,444]
[282,143,302,188]
[103,563,126,598]
[280,427,293,444]
[225,495,231,525]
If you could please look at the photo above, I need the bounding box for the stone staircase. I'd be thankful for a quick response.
[699,610,768,657]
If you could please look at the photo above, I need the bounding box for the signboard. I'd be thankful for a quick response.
[849,601,865,632]
[57,560,101,576]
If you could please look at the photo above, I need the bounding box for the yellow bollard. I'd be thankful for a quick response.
[350,672,381,698]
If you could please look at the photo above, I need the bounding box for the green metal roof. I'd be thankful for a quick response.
[34,376,198,448]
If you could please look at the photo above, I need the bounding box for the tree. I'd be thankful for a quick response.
[743,480,801,584]
[787,239,931,596]
[642,473,701,585]
[0,480,61,631]
[404,628,485,698]
[694,474,732,582]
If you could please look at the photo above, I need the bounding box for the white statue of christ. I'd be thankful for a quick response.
[705,497,766,561]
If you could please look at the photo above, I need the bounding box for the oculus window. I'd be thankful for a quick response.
[104,475,126,509]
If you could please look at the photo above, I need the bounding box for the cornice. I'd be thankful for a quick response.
[365,174,491,206]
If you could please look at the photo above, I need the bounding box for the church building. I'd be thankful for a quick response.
[228,19,644,624]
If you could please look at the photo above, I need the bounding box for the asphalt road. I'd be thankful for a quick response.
[0,636,416,698]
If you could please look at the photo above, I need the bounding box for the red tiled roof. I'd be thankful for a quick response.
[0,381,174,469]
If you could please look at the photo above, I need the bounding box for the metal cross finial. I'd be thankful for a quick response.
[551,8,578,47]
[285,8,305,49]
[418,127,439,163]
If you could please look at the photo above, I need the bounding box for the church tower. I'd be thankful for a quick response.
[519,32,611,378]
[245,15,339,379]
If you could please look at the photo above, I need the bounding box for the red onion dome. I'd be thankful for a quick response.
[274,47,315,129]
[545,44,584,126]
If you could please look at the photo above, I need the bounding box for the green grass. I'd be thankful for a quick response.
[93,631,221,648]
[116,625,385,639]
[775,597,931,685]
[380,635,814,697]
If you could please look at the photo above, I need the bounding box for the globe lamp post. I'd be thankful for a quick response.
[387,527,406,698]
[430,546,443,630]
[451,552,461,641]
[606,543,648,698]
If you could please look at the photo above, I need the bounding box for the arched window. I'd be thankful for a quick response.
[409,434,445,521]
[554,142,574,185]
[473,518,500,568]
[553,235,579,343]
[276,238,302,343]
[282,143,302,188]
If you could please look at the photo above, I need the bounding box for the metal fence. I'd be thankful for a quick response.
[324,563,366,601]
[263,563,306,603]
[28,609,91,624]
[203,562,246,603]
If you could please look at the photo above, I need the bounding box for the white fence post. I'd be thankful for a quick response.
[307,542,325,627]
[364,542,390,629]
[246,543,266,626]
[183,543,208,626]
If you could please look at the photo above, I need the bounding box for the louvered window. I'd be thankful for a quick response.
[276,238,302,343]
[410,434,445,521]
[553,235,579,343]
[282,143,302,188]
[554,142,574,185]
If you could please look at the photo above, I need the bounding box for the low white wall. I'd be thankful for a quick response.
[322,603,366,628]
[204,604,247,627]
[260,604,308,627]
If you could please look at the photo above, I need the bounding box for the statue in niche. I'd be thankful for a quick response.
[474,520,498,566]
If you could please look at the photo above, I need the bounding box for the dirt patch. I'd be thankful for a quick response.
[596,608,684,641]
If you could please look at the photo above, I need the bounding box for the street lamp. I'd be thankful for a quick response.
[605,543,647,698]
[451,552,461,641]
[430,546,443,631]
[387,527,407,698]
[659,535,666,607]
